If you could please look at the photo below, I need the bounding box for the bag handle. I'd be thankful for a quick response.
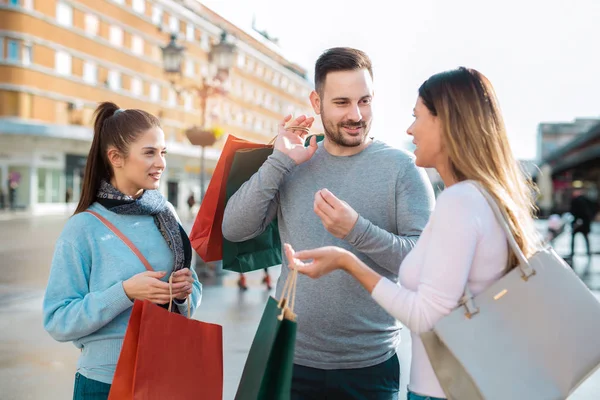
[278,265,298,321]
[168,274,191,318]
[466,181,535,278]
[86,210,189,317]
[458,181,537,318]
[85,210,153,271]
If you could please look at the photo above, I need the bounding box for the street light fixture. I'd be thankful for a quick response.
[160,30,236,202]
[161,33,186,74]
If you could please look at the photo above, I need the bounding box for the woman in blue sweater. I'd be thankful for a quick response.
[43,102,202,399]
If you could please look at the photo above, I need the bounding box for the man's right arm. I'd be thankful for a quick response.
[222,150,297,242]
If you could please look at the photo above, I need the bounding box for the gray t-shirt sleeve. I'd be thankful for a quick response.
[344,161,435,276]
[222,149,296,242]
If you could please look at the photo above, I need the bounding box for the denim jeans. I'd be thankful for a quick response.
[291,353,400,399]
[72,373,111,400]
[406,389,446,400]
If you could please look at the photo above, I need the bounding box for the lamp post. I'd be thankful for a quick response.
[161,31,236,202]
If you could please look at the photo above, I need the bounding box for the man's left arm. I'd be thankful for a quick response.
[314,163,435,277]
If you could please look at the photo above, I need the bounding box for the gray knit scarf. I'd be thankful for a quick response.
[96,180,188,272]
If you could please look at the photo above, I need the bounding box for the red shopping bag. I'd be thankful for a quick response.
[190,134,273,262]
[108,300,223,400]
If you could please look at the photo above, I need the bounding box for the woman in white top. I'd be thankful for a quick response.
[284,67,541,400]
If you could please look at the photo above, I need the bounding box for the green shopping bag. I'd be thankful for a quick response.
[222,147,282,272]
[235,268,298,400]
[222,135,324,273]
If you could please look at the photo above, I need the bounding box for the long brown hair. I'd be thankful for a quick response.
[419,67,540,268]
[75,102,161,214]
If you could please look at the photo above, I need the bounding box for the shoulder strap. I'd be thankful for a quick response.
[85,210,154,272]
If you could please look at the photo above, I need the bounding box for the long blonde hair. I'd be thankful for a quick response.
[419,67,540,269]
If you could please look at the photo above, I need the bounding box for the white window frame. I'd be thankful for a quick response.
[150,83,160,102]
[56,2,73,27]
[186,24,194,41]
[169,15,179,34]
[130,77,143,96]
[22,42,32,66]
[237,53,245,68]
[54,51,72,76]
[168,89,177,107]
[131,35,144,56]
[132,0,145,14]
[152,5,163,25]
[83,61,97,84]
[23,0,34,10]
[108,70,121,90]
[109,26,123,47]
[185,59,194,77]
[85,14,99,37]
[184,93,193,110]
[200,34,210,52]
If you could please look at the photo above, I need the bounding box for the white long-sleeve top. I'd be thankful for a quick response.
[371,181,509,398]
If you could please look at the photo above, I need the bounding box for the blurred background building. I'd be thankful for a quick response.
[0,0,316,213]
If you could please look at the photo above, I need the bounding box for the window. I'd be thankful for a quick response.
[131,35,144,55]
[83,61,97,84]
[56,2,73,27]
[185,60,194,77]
[168,89,177,107]
[112,0,124,4]
[169,15,179,34]
[22,43,32,66]
[152,5,162,25]
[200,34,210,51]
[54,51,72,76]
[85,14,99,36]
[108,70,121,90]
[150,83,160,102]
[130,77,143,96]
[237,53,245,68]
[184,93,192,110]
[200,64,209,77]
[109,26,123,47]
[186,24,194,41]
[0,38,3,60]
[10,0,34,9]
[7,40,19,61]
[132,0,145,14]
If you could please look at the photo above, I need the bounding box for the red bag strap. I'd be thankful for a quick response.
[85,210,154,272]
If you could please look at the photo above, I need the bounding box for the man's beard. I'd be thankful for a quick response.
[321,107,370,148]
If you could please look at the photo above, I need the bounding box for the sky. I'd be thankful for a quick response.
[201,0,600,160]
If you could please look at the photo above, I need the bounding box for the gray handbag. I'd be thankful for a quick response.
[421,181,600,400]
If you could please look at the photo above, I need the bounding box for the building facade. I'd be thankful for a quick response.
[0,0,314,213]
[537,118,599,162]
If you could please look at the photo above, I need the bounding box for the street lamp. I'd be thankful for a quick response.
[161,34,185,74]
[161,30,236,202]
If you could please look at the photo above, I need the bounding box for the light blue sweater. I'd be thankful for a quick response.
[43,202,202,384]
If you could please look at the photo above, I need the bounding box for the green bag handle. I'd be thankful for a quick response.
[277,265,299,322]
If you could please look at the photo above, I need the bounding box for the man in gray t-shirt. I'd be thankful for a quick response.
[223,47,434,399]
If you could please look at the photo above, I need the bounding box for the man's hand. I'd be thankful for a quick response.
[313,189,359,238]
[274,114,317,165]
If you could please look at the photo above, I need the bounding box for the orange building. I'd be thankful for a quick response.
[0,0,315,212]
